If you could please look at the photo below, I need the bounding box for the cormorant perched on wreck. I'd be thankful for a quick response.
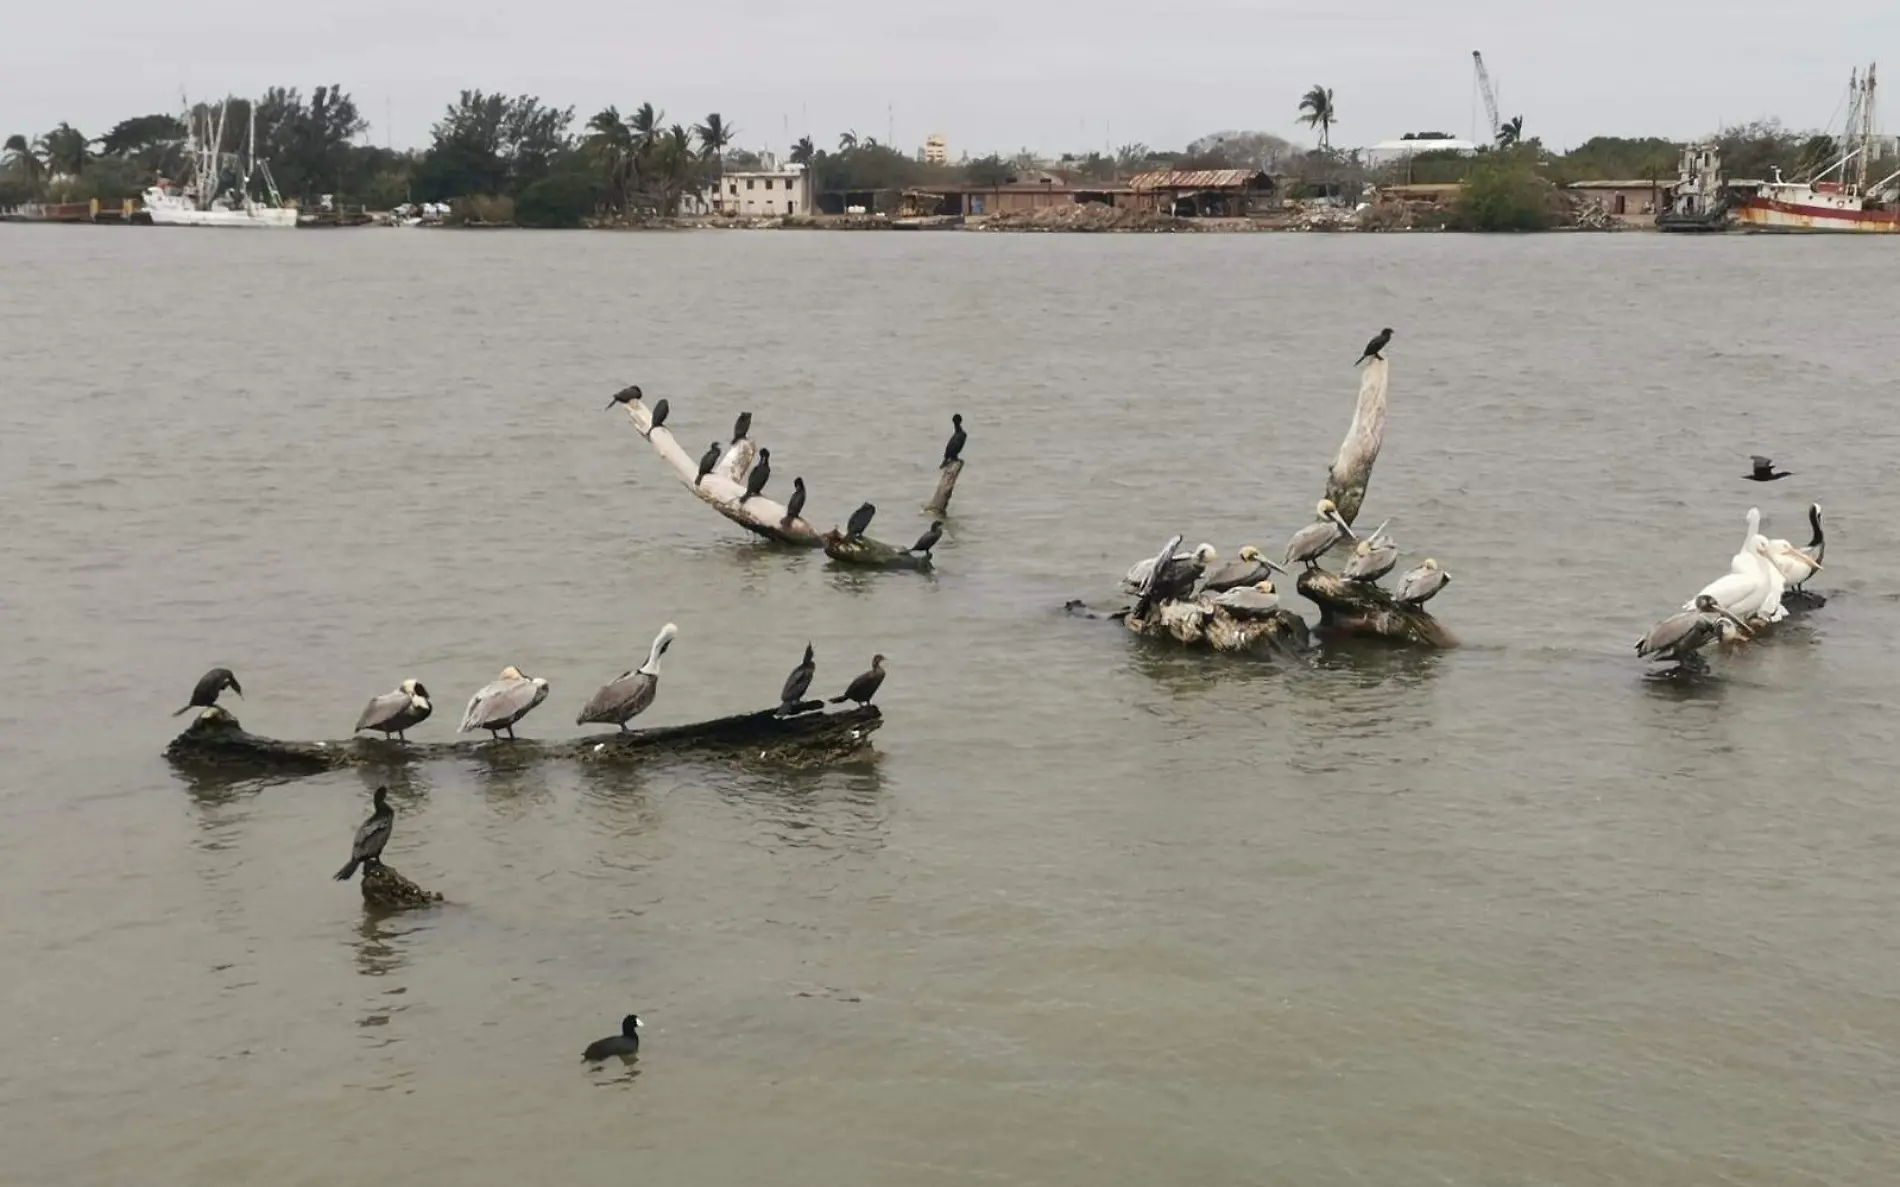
[605,383,642,411]
[174,668,242,716]
[942,414,966,468]
[732,411,752,443]
[831,655,887,706]
[741,448,772,504]
[1355,328,1393,365]
[333,786,393,881]
[910,520,944,556]
[846,502,877,540]
[779,642,816,714]
[783,477,807,526]
[583,1014,642,1062]
[648,398,669,434]
[1745,455,1791,482]
[695,442,722,486]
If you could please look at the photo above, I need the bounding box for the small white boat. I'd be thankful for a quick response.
[141,100,296,229]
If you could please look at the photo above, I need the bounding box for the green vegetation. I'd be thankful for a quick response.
[1449,157,1557,231]
[1297,86,1337,151]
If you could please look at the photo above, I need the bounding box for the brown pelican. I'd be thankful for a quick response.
[1123,542,1208,592]
[732,411,752,443]
[354,679,433,741]
[695,442,722,486]
[173,667,241,716]
[846,502,877,539]
[740,448,772,504]
[783,477,807,527]
[779,642,816,714]
[458,666,550,739]
[1394,558,1449,606]
[1284,499,1355,569]
[578,624,677,731]
[830,655,887,706]
[605,383,642,411]
[1765,504,1825,589]
[942,414,966,467]
[583,1014,642,1062]
[333,786,393,881]
[1637,595,1752,671]
[1355,328,1393,365]
[1199,545,1284,593]
[911,520,944,556]
[1212,580,1281,619]
[1744,455,1791,482]
[1341,533,1399,583]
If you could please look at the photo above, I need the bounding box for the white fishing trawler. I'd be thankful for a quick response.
[142,100,296,229]
[1732,64,1899,233]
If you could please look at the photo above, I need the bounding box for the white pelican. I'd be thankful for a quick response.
[1284,499,1355,569]
[1124,542,1216,593]
[1212,580,1280,619]
[1394,558,1450,606]
[1688,508,1783,624]
[1764,504,1825,590]
[1636,594,1752,671]
[459,666,550,739]
[354,679,433,741]
[1200,546,1285,593]
[578,623,678,731]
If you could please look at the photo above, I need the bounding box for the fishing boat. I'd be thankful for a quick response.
[141,100,296,229]
[1731,64,1899,234]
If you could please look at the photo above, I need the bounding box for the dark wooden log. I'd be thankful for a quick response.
[1324,357,1388,528]
[361,864,442,909]
[823,530,933,571]
[1295,568,1456,648]
[166,703,884,781]
[925,458,964,516]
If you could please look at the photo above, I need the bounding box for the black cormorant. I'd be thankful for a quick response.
[732,411,752,442]
[605,383,642,410]
[779,642,816,712]
[830,655,887,706]
[741,448,771,504]
[783,476,807,526]
[1745,455,1791,482]
[911,520,943,555]
[1354,328,1393,365]
[174,667,241,716]
[941,414,966,468]
[648,398,669,434]
[333,786,393,881]
[695,442,722,486]
[845,502,877,539]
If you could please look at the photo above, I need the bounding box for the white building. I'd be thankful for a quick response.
[719,166,813,217]
[923,134,947,166]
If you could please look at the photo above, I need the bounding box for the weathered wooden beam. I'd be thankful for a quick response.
[1295,568,1456,648]
[1325,357,1388,527]
[361,864,442,909]
[823,530,933,571]
[925,458,964,516]
[620,397,822,547]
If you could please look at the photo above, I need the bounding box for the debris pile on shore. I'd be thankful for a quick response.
[977,205,1196,233]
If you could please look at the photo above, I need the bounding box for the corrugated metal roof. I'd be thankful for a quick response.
[1566,179,1663,189]
[1127,169,1271,191]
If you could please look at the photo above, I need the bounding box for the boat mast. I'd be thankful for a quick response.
[1855,63,1876,194]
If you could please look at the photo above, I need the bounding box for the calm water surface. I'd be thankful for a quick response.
[2,227,1898,1185]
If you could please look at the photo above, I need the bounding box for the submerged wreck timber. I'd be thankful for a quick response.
[166,702,883,780]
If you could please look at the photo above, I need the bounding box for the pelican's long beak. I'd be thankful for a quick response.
[1720,611,1753,639]
[1332,512,1357,539]
[1263,557,1291,575]
[1787,549,1822,571]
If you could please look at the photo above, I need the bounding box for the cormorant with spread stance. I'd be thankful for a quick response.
[605,383,642,411]
[583,1014,643,1062]
[911,520,944,556]
[732,411,752,443]
[1354,328,1393,365]
[695,441,723,486]
[942,414,966,468]
[354,679,433,740]
[783,477,807,526]
[173,667,242,716]
[846,502,877,540]
[779,642,816,714]
[333,786,393,881]
[648,398,669,435]
[830,655,887,706]
[1745,455,1792,482]
[741,448,772,504]
[577,624,677,731]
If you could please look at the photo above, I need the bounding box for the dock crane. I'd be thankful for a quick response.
[1472,50,1501,145]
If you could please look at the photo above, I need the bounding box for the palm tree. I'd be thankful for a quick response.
[1496,115,1524,149]
[1297,85,1336,151]
[838,130,858,152]
[790,136,816,166]
[657,124,696,215]
[585,107,634,213]
[3,133,47,189]
[693,113,734,162]
[1114,142,1150,176]
[38,123,91,177]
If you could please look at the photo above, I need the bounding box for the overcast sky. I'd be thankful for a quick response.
[4,2,1896,155]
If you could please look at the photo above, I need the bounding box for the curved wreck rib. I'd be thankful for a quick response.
[621,397,822,546]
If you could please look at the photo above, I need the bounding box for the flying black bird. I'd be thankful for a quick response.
[911,520,944,555]
[783,476,807,525]
[1355,328,1394,365]
[333,786,393,881]
[173,667,242,716]
[582,1014,643,1062]
[845,502,877,539]
[829,654,887,706]
[732,411,752,443]
[695,441,722,486]
[941,414,966,468]
[741,448,772,504]
[1745,455,1792,482]
[605,383,642,411]
[779,642,816,712]
[648,398,669,433]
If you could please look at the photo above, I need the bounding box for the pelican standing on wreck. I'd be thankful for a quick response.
[1637,594,1753,671]
[779,642,816,714]
[1341,532,1399,584]
[1688,508,1781,623]
[1199,545,1282,593]
[1394,558,1450,606]
[578,624,677,731]
[354,679,433,741]
[1285,499,1356,569]
[173,667,242,716]
[459,666,551,740]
